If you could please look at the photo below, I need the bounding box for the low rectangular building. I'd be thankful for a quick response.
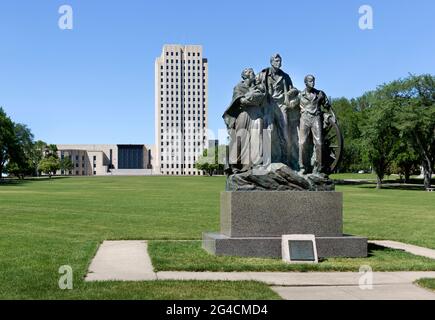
[56,144,156,176]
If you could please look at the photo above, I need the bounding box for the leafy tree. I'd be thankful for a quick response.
[38,156,60,178]
[332,97,368,172]
[60,156,74,174]
[357,74,435,189]
[5,123,35,179]
[360,101,400,189]
[5,161,32,180]
[0,107,62,180]
[391,74,435,189]
[32,140,47,176]
[46,144,59,158]
[195,161,213,176]
[351,91,375,112]
[0,107,20,179]
[195,146,225,176]
[391,139,420,183]
[38,144,60,178]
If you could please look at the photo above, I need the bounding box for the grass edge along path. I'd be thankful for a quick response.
[415,278,435,292]
[148,241,435,272]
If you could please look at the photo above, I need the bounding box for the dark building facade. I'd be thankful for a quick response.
[117,145,145,169]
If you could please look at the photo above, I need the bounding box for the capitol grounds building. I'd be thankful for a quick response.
[154,45,209,176]
[55,144,156,176]
[55,140,219,177]
[55,44,210,177]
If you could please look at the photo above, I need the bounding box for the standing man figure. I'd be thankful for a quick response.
[298,75,331,175]
[257,54,297,167]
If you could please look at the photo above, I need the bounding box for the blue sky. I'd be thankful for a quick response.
[1,0,434,145]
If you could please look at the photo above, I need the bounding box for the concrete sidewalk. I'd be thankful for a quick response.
[370,240,435,259]
[85,240,435,300]
[86,240,156,281]
[155,271,435,286]
[155,271,435,300]
[271,283,435,300]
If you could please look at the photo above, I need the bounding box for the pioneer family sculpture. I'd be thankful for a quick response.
[204,55,367,259]
[223,54,342,191]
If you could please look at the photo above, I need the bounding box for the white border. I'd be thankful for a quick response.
[282,234,318,264]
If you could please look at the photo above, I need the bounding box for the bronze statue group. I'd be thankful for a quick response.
[223,54,336,186]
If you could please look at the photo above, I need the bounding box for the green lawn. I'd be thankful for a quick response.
[149,241,435,272]
[1,279,280,300]
[338,183,435,249]
[0,176,434,299]
[331,173,382,180]
[415,278,435,292]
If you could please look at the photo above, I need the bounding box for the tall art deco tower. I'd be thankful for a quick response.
[155,45,209,175]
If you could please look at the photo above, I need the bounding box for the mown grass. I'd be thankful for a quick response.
[0,176,434,299]
[415,278,435,292]
[148,241,435,272]
[331,173,381,180]
[1,279,280,300]
[338,183,435,249]
[0,176,221,299]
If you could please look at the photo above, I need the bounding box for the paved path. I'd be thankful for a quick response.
[271,283,435,300]
[156,271,435,286]
[370,240,435,259]
[155,271,435,300]
[85,241,156,281]
[85,240,435,300]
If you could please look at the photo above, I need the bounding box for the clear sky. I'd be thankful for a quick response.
[1,0,434,145]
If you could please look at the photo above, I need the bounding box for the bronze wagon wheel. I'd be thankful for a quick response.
[323,109,344,173]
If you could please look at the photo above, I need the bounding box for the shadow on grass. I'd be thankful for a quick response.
[380,185,427,191]
[334,178,403,185]
[334,177,434,188]
[334,180,375,186]
[366,243,398,257]
[0,176,71,186]
[338,177,432,191]
[358,184,427,191]
[0,179,30,186]
[317,244,395,262]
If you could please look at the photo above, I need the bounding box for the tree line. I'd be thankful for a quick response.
[332,74,434,189]
[2,74,434,187]
[0,107,74,179]
[196,74,435,189]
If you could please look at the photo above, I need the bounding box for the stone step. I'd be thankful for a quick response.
[110,169,154,176]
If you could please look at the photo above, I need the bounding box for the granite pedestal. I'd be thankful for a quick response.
[203,192,367,258]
